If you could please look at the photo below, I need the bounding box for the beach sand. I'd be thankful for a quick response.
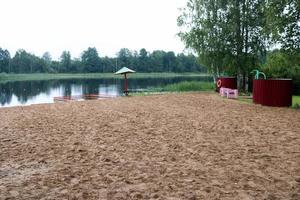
[0,93,299,199]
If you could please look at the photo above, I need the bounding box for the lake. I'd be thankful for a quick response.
[0,76,213,107]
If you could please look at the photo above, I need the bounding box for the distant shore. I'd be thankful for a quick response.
[0,72,211,83]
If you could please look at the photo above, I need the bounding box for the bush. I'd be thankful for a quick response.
[262,50,300,94]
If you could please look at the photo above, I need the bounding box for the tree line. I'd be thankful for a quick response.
[0,47,205,74]
[178,0,299,92]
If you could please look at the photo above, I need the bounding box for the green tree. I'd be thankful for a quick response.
[11,50,34,73]
[263,49,300,94]
[177,54,203,72]
[11,50,47,73]
[163,51,177,72]
[178,0,228,75]
[150,50,165,72]
[138,48,150,72]
[0,48,11,73]
[178,0,267,91]
[265,0,300,50]
[81,47,101,72]
[117,48,133,68]
[72,58,84,73]
[101,56,115,72]
[130,50,139,71]
[60,51,72,72]
[42,52,52,63]
[41,52,53,72]
[1,47,205,74]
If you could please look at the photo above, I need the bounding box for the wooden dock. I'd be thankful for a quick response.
[53,94,117,102]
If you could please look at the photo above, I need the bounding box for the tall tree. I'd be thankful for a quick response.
[0,48,11,73]
[264,0,300,51]
[11,50,33,73]
[41,52,52,72]
[81,47,101,72]
[10,50,46,73]
[163,51,177,72]
[178,0,267,91]
[138,48,150,72]
[60,51,72,72]
[42,52,52,62]
[150,50,165,72]
[178,0,228,76]
[101,56,115,72]
[117,48,133,68]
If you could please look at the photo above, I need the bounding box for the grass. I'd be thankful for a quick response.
[161,81,215,92]
[238,95,300,109]
[0,72,210,83]
[130,81,215,97]
[238,97,253,104]
[140,81,215,93]
[292,96,300,108]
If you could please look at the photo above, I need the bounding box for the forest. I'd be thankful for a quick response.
[0,47,205,74]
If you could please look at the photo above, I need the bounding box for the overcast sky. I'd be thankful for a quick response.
[0,0,188,60]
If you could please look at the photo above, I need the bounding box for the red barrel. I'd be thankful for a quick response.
[253,79,293,107]
[216,77,237,92]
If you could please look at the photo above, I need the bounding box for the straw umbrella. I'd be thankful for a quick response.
[115,67,136,95]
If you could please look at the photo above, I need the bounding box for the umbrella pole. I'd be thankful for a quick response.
[124,73,128,96]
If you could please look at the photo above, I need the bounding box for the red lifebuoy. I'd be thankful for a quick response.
[217,79,222,88]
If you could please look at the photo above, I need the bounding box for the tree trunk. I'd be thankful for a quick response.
[243,71,246,92]
[243,0,249,93]
[235,0,243,91]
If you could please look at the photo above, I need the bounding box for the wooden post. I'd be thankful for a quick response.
[124,73,128,96]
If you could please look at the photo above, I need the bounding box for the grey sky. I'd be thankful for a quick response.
[0,0,187,60]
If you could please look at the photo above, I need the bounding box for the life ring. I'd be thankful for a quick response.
[217,79,222,88]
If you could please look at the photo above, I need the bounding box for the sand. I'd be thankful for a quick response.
[0,93,299,199]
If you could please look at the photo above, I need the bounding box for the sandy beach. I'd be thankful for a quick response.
[0,93,299,199]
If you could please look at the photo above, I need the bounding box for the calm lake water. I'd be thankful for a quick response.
[0,76,213,107]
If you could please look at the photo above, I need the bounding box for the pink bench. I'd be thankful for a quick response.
[219,87,238,99]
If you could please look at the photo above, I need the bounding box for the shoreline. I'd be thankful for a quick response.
[0,72,211,83]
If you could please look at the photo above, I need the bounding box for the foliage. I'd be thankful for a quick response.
[178,0,300,93]
[264,0,300,50]
[0,48,10,73]
[0,47,205,74]
[262,49,300,94]
[117,48,133,69]
[262,50,300,78]
[81,47,101,73]
[10,50,46,73]
[178,0,267,87]
[59,51,72,73]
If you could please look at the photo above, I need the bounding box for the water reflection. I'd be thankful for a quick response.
[0,76,213,107]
